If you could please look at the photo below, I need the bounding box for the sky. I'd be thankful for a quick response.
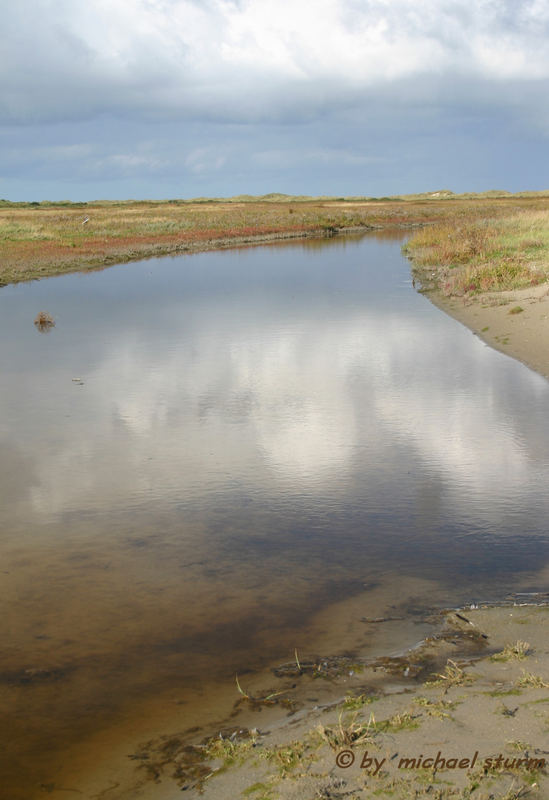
[1,0,548,201]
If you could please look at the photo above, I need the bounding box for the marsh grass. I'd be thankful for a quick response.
[202,734,255,766]
[506,741,534,753]
[516,671,549,689]
[318,706,420,751]
[486,688,522,697]
[2,195,547,286]
[413,696,457,719]
[425,659,476,692]
[273,653,365,679]
[406,207,549,296]
[491,641,532,662]
[499,785,539,800]
[317,711,377,749]
[294,648,302,674]
[243,782,276,800]
[234,674,288,709]
[128,727,259,789]
[260,740,310,777]
[377,710,421,733]
[235,674,249,699]
[342,693,379,710]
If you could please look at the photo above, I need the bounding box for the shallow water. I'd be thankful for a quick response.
[1,231,549,797]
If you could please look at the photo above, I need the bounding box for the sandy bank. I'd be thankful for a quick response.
[423,282,549,381]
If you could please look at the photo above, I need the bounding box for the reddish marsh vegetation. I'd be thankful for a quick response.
[0,194,548,290]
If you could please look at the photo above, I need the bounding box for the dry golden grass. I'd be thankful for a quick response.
[405,205,549,296]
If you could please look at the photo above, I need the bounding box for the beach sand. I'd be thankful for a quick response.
[421,282,549,382]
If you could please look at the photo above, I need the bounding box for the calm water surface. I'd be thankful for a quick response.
[1,231,549,796]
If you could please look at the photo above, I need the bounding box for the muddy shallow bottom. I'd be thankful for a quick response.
[31,593,549,800]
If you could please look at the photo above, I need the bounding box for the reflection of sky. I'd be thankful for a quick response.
[1,235,549,582]
[5,233,549,800]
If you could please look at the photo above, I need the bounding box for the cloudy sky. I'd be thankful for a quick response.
[1,0,548,201]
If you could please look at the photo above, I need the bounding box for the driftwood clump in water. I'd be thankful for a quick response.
[34,311,55,332]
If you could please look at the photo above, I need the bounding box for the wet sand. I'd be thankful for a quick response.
[422,283,549,381]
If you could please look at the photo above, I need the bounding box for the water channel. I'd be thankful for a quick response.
[1,231,549,797]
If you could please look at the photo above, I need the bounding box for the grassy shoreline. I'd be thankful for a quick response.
[1,194,548,287]
[403,206,549,296]
[402,200,549,379]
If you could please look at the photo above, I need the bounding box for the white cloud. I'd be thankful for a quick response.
[1,0,548,124]
[7,302,543,520]
[1,0,548,198]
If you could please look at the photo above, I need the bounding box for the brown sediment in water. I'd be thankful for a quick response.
[3,520,549,798]
[34,600,549,800]
[0,561,501,800]
[0,568,439,799]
